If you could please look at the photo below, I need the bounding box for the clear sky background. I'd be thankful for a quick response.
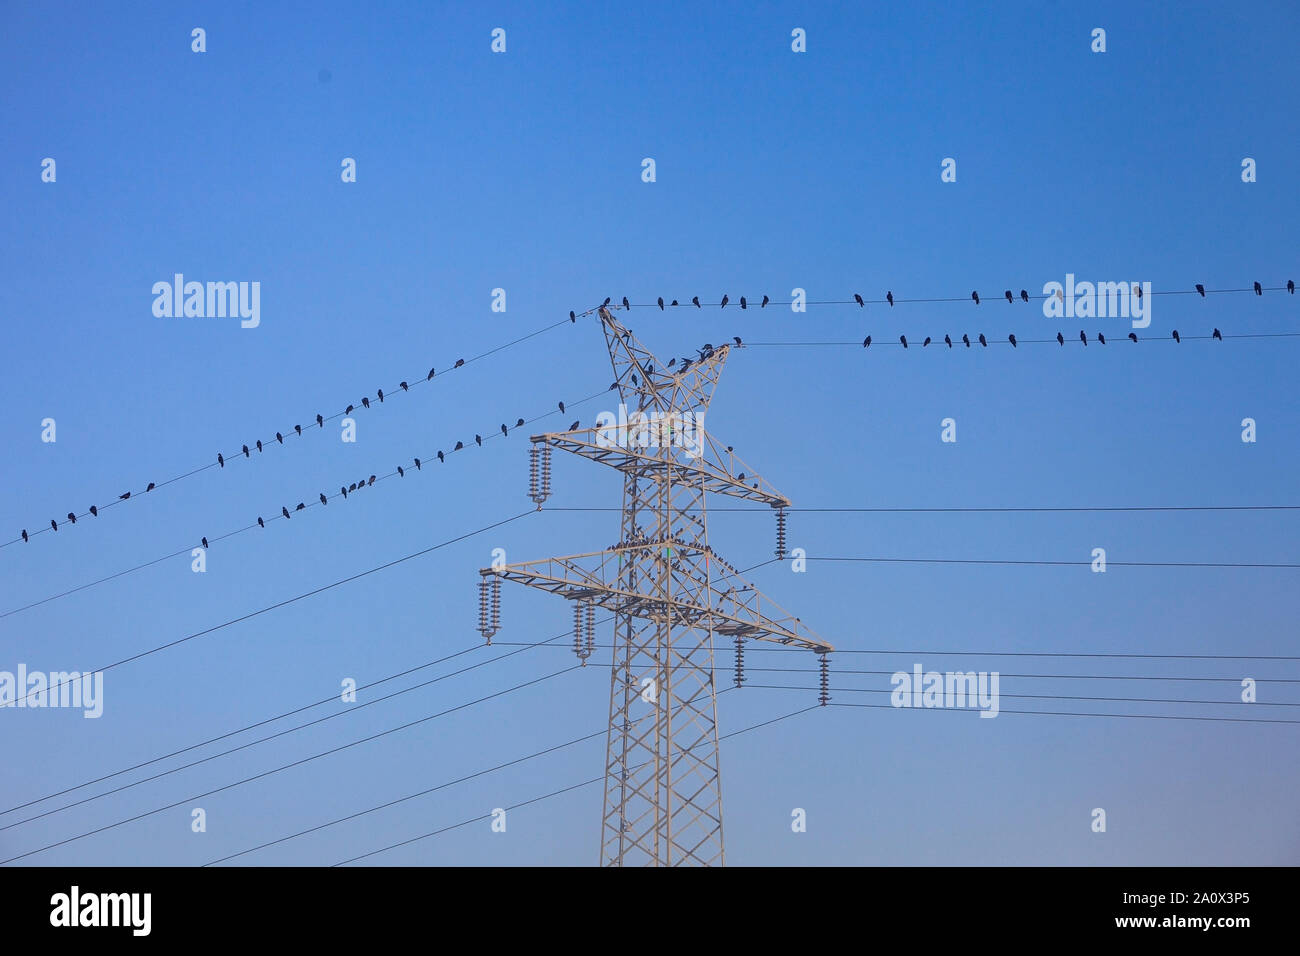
[1,1,1297,866]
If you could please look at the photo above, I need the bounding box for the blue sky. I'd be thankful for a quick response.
[1,0,1297,866]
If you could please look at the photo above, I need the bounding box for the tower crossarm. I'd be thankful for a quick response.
[481,542,831,653]
[529,425,791,508]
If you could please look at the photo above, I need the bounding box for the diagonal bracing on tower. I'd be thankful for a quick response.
[477,304,832,867]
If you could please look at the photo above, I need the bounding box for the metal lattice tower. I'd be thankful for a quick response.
[478,305,831,866]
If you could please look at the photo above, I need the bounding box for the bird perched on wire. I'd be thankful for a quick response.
[66,512,76,524]
[282,506,291,520]
[362,397,370,409]
[962,334,970,348]
[1129,332,1138,342]
[1056,332,1064,346]
[1213,328,1222,340]
[415,458,422,470]
[345,405,353,415]
[1098,333,1106,345]
[1004,290,1013,303]
[1020,289,1029,302]
[119,492,131,500]
[900,335,908,349]
[761,295,769,308]
[692,296,701,308]
[454,441,464,451]
[570,420,580,431]
[257,516,265,527]
[720,294,729,308]
[854,293,864,307]
[657,297,664,310]
[475,435,483,446]
[454,358,465,368]
[887,291,894,307]
[944,334,952,348]
[276,432,283,444]
[296,502,305,511]
[321,493,329,504]
[202,536,208,549]
[1008,334,1017,347]
[377,389,384,403]
[295,425,302,436]
[317,414,324,427]
[436,451,444,462]
[50,519,58,531]
[971,291,980,305]
[89,506,98,517]
[1195,284,1205,297]
[978,333,987,347]
[21,529,28,542]
[1254,281,1262,295]
[340,486,348,499]
[559,401,566,414]
[1172,330,1181,343]
[1288,280,1295,294]
[146,482,155,492]
[623,296,630,310]
[740,296,747,309]
[428,368,436,380]
[500,423,508,437]
[923,336,931,347]
[862,336,871,348]
[256,439,263,452]
[242,444,250,458]
[218,453,225,468]
[733,336,742,346]
[1080,330,1087,346]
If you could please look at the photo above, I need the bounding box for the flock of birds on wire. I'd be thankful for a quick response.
[14,280,1294,546]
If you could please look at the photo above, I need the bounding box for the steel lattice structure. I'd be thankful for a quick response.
[478,305,831,866]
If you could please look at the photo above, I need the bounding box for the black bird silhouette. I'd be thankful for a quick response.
[89,506,97,517]
[1008,334,1017,347]
[516,418,524,427]
[1020,289,1029,302]
[501,424,508,436]
[733,335,742,346]
[668,358,676,368]
[377,389,384,403]
[737,472,745,481]
[257,516,265,528]
[657,297,664,310]
[692,296,701,308]
[475,435,482,446]
[1129,332,1138,342]
[67,512,76,524]
[623,296,630,310]
[349,483,357,492]
[603,297,611,307]
[1080,330,1087,346]
[368,475,376,486]
[761,295,769,308]
[1005,290,1013,303]
[341,486,348,499]
[119,492,130,500]
[1172,330,1181,343]
[1098,333,1106,345]
[972,291,980,305]
[276,432,283,444]
[242,444,250,458]
[630,374,638,386]
[317,414,324,427]
[362,397,370,409]
[21,529,27,542]
[296,502,305,511]
[218,453,225,468]
[1056,332,1064,346]
[295,425,302,436]
[1135,286,1143,300]
[978,333,987,347]
[345,405,353,415]
[900,335,908,349]
[1213,328,1222,340]
[862,336,871,348]
[256,439,263,453]
[570,420,580,431]
[398,465,405,479]
[321,493,329,505]
[454,441,464,451]
[944,334,952,348]
[427,368,435,380]
[1254,281,1262,295]
[282,506,290,519]
[740,296,747,309]
[1196,284,1205,297]
[146,482,155,492]
[50,519,57,531]
[558,401,566,414]
[454,358,465,368]
[201,537,208,549]
[1288,280,1295,294]
[437,451,444,462]
[962,334,971,348]
[923,336,931,347]
[887,291,894,306]
[854,293,864,307]
[414,458,422,470]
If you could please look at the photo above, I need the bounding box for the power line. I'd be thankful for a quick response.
[3,309,593,551]
[1,380,615,619]
[804,555,1300,569]
[4,510,535,706]
[747,330,1300,347]
[330,700,819,866]
[827,700,1300,725]
[608,284,1296,311]
[544,504,1300,514]
[750,685,1299,707]
[0,665,579,866]
[0,638,574,832]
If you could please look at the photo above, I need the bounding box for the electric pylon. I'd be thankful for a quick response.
[478,305,832,866]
